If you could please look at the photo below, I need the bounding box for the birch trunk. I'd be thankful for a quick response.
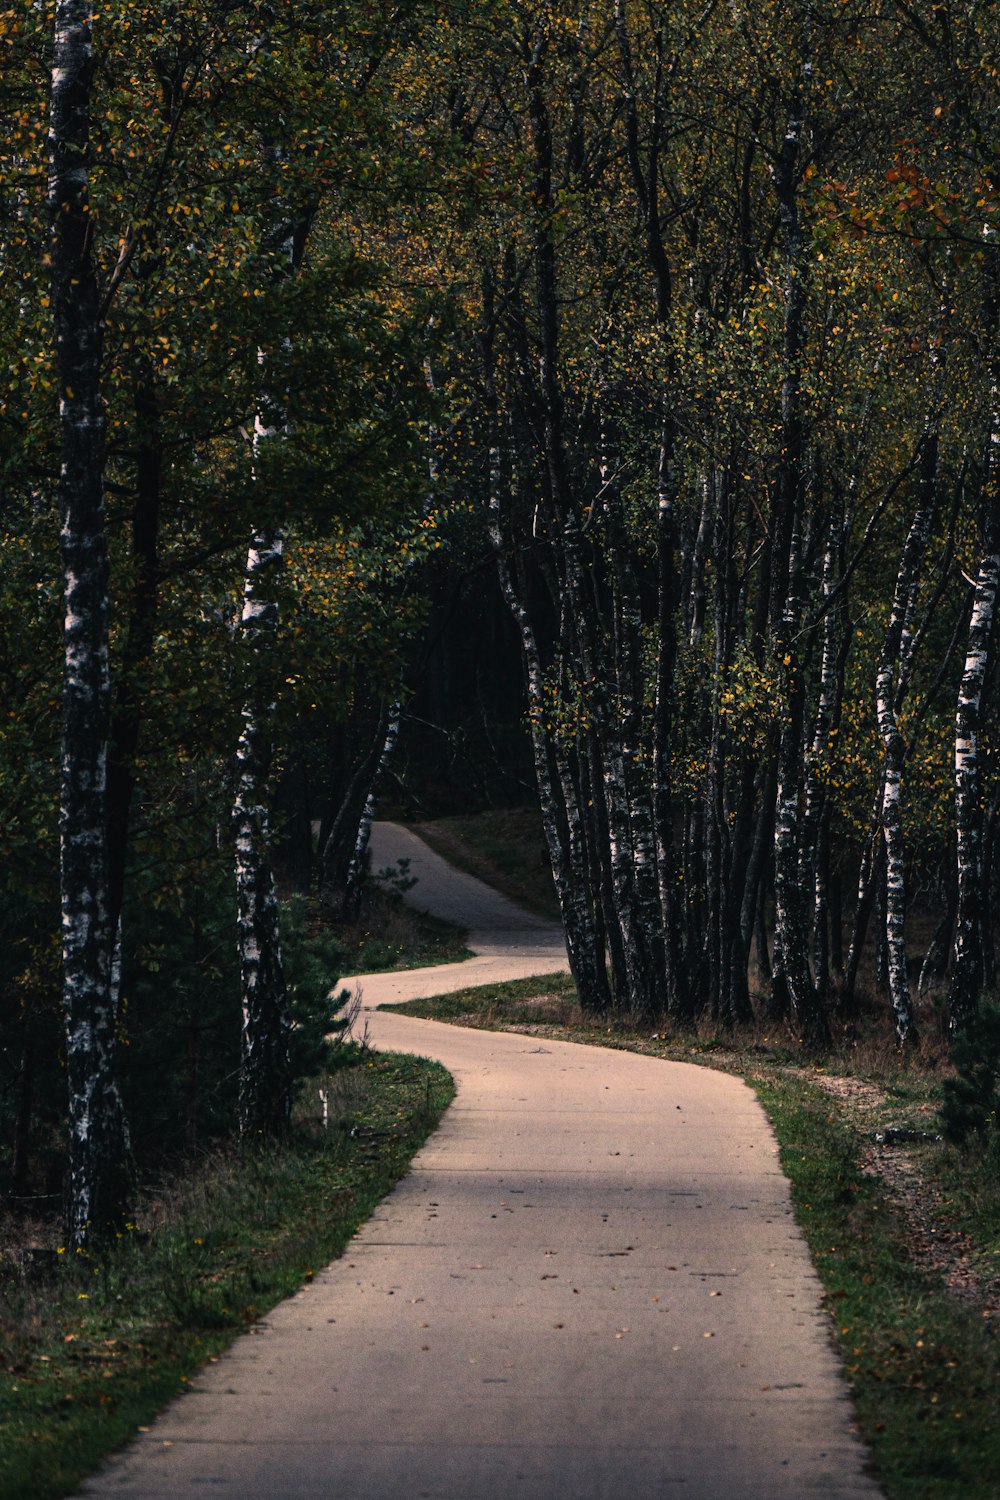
[489,513,610,1014]
[654,415,690,1018]
[319,708,390,902]
[799,519,848,999]
[233,144,311,1135]
[107,360,161,941]
[526,38,657,1016]
[234,527,292,1137]
[951,402,1000,1027]
[602,414,667,1017]
[50,0,130,1244]
[844,791,884,1010]
[771,661,825,1040]
[767,63,826,1044]
[480,275,610,1014]
[344,700,402,918]
[874,492,936,1045]
[614,7,686,1014]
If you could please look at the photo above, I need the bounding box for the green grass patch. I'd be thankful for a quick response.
[326,887,471,976]
[757,1076,1000,1500]
[928,1142,1000,1268]
[385,970,577,1023]
[0,1053,454,1500]
[413,808,560,921]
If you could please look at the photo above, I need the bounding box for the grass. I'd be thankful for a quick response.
[412,807,561,921]
[386,977,1000,1500]
[386,971,578,1023]
[758,1076,1000,1500]
[0,1052,454,1500]
[929,1142,1000,1266]
[322,885,471,975]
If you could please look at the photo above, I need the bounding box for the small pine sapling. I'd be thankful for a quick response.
[940,1002,1000,1149]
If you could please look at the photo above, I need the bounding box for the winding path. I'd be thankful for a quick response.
[357,820,570,1000]
[82,823,881,1498]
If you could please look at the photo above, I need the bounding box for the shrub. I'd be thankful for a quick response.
[940,1002,1000,1148]
[281,894,360,1084]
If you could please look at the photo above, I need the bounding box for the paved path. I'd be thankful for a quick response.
[357,821,569,1000]
[81,824,881,1499]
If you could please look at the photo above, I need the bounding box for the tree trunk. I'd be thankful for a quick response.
[234,528,292,1138]
[951,499,1000,1028]
[319,707,391,903]
[50,0,130,1245]
[875,492,936,1046]
[480,278,610,1014]
[233,148,313,1135]
[107,360,162,940]
[767,64,826,1045]
[12,1040,34,1198]
[654,417,690,1020]
[344,699,402,918]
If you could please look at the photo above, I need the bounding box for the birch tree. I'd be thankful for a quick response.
[234,521,292,1137]
[49,0,130,1242]
[952,390,1000,1029]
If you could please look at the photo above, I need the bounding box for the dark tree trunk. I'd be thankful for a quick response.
[234,529,292,1138]
[319,706,391,904]
[50,0,130,1245]
[766,65,827,1046]
[829,866,844,983]
[107,360,162,940]
[480,274,610,1015]
[875,488,937,1045]
[844,803,883,1011]
[12,1041,34,1198]
[343,700,402,918]
[951,450,1000,1027]
[918,864,957,998]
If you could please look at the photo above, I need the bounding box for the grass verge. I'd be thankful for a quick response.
[0,1053,454,1500]
[758,1075,1000,1500]
[386,978,1000,1500]
[316,886,471,976]
[412,809,560,921]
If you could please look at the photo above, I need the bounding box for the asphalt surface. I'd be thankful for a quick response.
[355,821,570,1001]
[80,823,882,1499]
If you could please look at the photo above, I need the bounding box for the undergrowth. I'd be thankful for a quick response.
[760,1077,1000,1500]
[0,1053,454,1500]
[330,884,471,975]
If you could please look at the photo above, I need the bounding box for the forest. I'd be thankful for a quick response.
[1,0,999,1253]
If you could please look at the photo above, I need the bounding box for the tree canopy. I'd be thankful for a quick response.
[2,0,999,1239]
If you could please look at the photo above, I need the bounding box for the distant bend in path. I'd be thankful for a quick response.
[357,821,569,1005]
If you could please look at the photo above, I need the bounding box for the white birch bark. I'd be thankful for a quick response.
[233,139,310,1134]
[477,290,610,1015]
[654,415,689,1018]
[344,700,402,913]
[799,519,845,994]
[952,387,1000,1028]
[486,458,610,1013]
[50,0,130,1244]
[601,405,667,1016]
[767,49,826,1044]
[875,496,935,1045]
[234,526,291,1136]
